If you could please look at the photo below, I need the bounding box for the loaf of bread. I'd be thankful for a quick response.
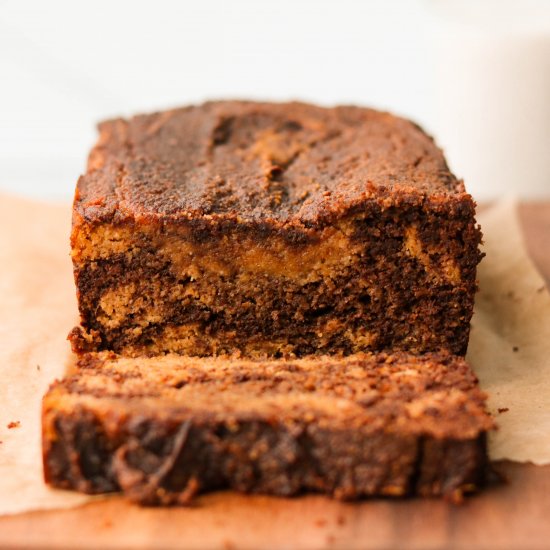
[69,101,481,358]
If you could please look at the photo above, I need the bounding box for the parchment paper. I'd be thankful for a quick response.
[0,194,90,515]
[0,193,549,516]
[467,200,550,463]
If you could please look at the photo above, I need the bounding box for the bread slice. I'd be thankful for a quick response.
[42,351,494,504]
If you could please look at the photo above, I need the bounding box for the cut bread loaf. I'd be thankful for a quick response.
[69,101,481,358]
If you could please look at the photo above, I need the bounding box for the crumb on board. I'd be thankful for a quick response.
[7,421,20,429]
[505,290,523,302]
[498,407,510,414]
[447,489,465,505]
[315,519,327,527]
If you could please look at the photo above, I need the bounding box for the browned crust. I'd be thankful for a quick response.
[42,352,494,504]
[71,101,467,232]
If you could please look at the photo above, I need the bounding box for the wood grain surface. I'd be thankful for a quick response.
[1,203,548,550]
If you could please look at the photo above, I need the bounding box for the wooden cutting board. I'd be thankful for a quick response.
[1,203,549,550]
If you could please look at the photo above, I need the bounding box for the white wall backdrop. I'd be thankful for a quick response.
[0,0,439,200]
[1,0,549,201]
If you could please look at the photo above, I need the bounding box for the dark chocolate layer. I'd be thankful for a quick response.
[71,199,481,357]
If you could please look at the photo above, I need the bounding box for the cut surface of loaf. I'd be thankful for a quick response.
[43,351,494,504]
[69,100,482,358]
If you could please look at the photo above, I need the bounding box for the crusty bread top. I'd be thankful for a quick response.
[74,101,469,228]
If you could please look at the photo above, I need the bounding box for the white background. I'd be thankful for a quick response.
[1,0,549,201]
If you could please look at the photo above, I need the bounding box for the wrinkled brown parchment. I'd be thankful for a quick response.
[0,194,548,515]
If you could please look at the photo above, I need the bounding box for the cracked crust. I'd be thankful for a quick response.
[42,351,494,504]
[74,101,464,228]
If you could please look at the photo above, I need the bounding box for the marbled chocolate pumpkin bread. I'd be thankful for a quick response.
[42,352,493,504]
[69,101,482,358]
